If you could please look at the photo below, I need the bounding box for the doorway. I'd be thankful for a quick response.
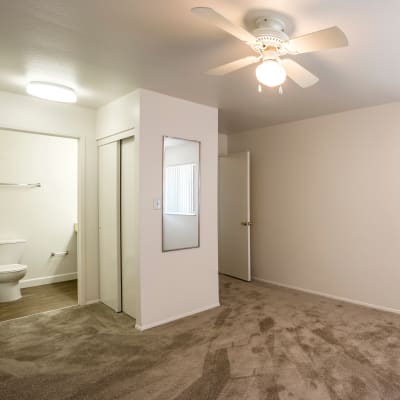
[218,151,252,281]
[0,129,79,322]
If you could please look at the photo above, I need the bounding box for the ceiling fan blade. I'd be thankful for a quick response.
[191,7,256,43]
[288,26,348,54]
[206,56,260,76]
[281,59,319,88]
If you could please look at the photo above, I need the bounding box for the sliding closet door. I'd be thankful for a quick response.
[121,136,137,318]
[98,142,122,312]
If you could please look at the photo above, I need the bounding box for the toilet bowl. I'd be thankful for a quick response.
[0,264,27,302]
[0,240,27,302]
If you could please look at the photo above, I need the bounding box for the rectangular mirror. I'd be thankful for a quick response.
[163,136,200,251]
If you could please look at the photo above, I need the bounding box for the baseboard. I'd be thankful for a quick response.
[21,272,77,288]
[253,276,400,316]
[135,302,220,331]
[85,299,100,305]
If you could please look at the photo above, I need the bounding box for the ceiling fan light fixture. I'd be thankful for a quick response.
[26,82,77,103]
[256,60,287,88]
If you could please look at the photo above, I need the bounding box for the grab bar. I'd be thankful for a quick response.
[51,251,69,257]
[0,182,41,188]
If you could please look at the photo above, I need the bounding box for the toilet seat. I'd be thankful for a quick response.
[0,264,27,273]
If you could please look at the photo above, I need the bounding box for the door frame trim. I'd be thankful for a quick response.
[96,128,135,147]
[0,126,86,305]
[245,151,251,280]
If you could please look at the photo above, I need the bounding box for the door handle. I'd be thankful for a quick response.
[241,221,253,226]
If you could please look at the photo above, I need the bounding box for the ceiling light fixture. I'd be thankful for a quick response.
[26,82,77,103]
[256,60,287,88]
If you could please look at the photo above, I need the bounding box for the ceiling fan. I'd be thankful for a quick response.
[191,7,348,92]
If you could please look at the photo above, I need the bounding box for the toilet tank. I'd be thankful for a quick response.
[0,240,26,264]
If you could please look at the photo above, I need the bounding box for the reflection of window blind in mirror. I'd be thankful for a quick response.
[165,163,196,215]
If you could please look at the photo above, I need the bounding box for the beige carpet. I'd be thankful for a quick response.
[1,275,400,399]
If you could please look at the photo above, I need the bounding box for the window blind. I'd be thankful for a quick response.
[165,163,196,215]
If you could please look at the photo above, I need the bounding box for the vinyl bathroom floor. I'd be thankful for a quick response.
[0,279,77,322]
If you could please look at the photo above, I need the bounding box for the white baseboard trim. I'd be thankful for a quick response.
[21,272,77,288]
[135,302,221,331]
[85,299,100,305]
[253,276,400,316]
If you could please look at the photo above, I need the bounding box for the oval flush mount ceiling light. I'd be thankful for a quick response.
[26,82,77,103]
[256,60,287,88]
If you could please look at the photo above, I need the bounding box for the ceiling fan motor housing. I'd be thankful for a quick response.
[251,17,289,56]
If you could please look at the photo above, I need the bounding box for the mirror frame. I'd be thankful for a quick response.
[162,135,201,252]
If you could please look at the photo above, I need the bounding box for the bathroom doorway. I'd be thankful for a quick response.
[0,129,79,322]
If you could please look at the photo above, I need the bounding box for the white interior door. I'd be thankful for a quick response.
[219,151,251,281]
[98,142,122,311]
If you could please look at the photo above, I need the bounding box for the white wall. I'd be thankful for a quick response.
[97,89,219,329]
[218,133,228,156]
[96,91,140,139]
[0,130,78,287]
[0,91,98,303]
[229,103,400,312]
[163,140,199,251]
[139,90,219,328]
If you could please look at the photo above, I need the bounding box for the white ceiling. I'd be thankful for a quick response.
[0,0,399,133]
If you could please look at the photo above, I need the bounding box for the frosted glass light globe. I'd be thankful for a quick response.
[256,60,287,88]
[27,82,77,103]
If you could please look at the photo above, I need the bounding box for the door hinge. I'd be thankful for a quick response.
[241,221,253,226]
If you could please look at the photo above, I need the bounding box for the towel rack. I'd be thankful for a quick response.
[0,182,41,188]
[51,251,69,257]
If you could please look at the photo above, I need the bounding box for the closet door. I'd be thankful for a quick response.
[121,136,137,318]
[98,142,122,312]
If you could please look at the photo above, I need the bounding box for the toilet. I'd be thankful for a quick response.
[0,240,27,302]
